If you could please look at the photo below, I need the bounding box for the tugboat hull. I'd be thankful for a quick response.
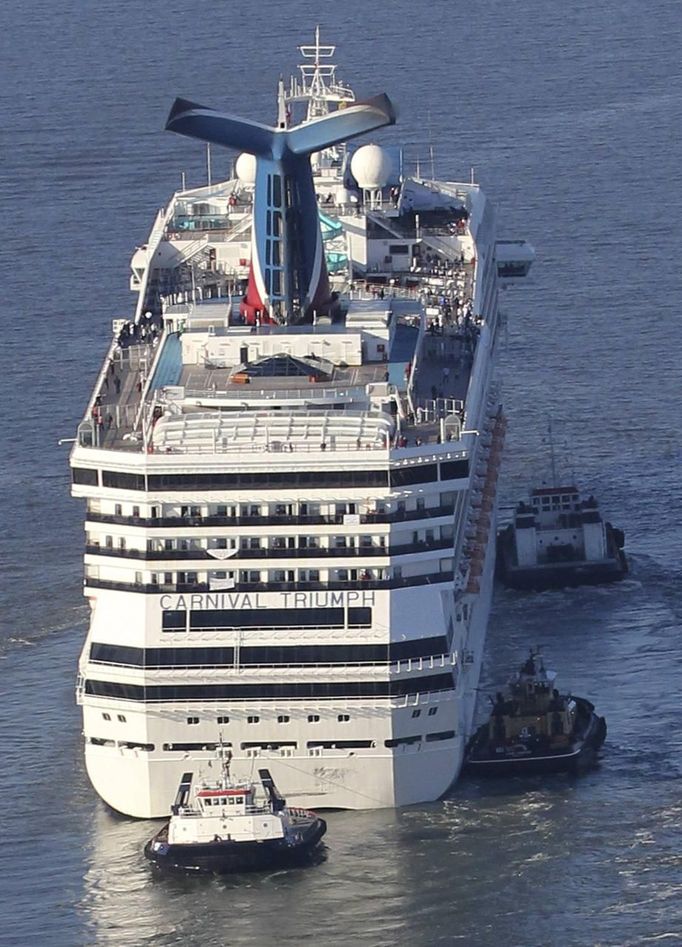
[496,524,627,591]
[498,560,627,592]
[464,699,606,778]
[145,817,327,874]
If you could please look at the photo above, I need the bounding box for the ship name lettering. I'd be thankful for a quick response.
[160,590,375,611]
[160,592,266,611]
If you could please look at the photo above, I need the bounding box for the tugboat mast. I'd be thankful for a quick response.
[547,417,558,488]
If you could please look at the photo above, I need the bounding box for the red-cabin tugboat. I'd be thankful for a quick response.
[463,650,606,776]
[144,745,326,873]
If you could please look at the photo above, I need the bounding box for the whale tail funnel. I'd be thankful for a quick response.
[166,94,396,323]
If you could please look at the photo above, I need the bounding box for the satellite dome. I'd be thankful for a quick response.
[235,152,257,184]
[351,144,392,189]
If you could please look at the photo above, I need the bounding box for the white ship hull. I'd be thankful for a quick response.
[78,513,497,818]
[69,33,532,820]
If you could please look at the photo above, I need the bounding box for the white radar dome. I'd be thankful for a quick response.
[351,144,392,189]
[235,152,257,184]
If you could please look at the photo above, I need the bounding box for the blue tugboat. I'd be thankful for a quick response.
[464,651,607,776]
[145,746,326,873]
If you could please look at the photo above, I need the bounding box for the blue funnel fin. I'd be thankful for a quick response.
[166,98,277,157]
[166,94,395,159]
[287,95,395,155]
[286,94,396,155]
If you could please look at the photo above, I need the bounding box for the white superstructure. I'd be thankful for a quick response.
[70,32,533,818]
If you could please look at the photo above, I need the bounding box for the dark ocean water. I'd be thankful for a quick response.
[1,1,681,944]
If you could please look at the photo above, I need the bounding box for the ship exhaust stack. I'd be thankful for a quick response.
[165,94,396,324]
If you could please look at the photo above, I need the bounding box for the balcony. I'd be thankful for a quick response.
[84,536,453,562]
[85,503,457,530]
[84,571,455,595]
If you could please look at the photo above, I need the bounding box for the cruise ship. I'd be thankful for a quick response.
[70,32,533,818]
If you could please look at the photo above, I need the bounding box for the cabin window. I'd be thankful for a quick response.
[411,709,421,718]
[217,716,229,724]
[338,714,350,722]
[247,716,260,724]
[307,714,320,723]
[428,707,438,716]
[277,715,290,723]
[114,504,122,516]
[187,716,199,725]
[117,714,126,722]
[102,713,111,721]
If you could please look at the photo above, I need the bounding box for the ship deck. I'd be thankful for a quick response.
[85,257,478,455]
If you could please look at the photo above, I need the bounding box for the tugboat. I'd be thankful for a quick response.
[496,487,627,590]
[144,745,326,873]
[496,423,627,590]
[463,651,607,776]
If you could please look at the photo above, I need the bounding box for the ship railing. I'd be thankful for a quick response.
[80,339,150,432]
[142,693,448,715]
[90,659,391,672]
[82,688,457,710]
[117,662,405,678]
[85,502,458,529]
[389,687,457,710]
[83,570,456,594]
[163,623,384,640]
[165,384,371,404]
[90,654,457,676]
[176,803,271,817]
[348,286,423,301]
[75,674,85,704]
[132,206,172,325]
[149,438,390,456]
[410,397,465,424]
[391,653,458,674]
[419,232,468,263]
[78,338,160,448]
[85,536,452,560]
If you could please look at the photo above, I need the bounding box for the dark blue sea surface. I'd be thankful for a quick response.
[1,1,681,944]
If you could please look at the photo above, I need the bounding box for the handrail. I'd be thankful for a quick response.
[88,652,458,673]
[84,537,452,561]
[84,571,455,594]
[85,503,457,529]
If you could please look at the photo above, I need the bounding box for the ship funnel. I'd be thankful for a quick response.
[166,94,396,324]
